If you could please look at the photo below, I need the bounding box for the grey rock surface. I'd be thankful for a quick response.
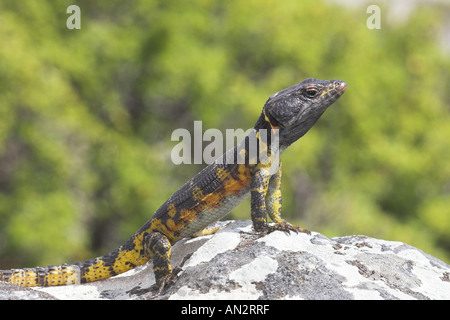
[1,220,449,300]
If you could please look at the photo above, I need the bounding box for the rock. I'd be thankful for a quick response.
[1,220,449,300]
[0,281,57,300]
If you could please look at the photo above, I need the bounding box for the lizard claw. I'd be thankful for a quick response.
[150,267,182,299]
[128,267,182,299]
[255,222,311,236]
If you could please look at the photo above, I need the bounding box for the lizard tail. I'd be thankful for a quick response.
[0,233,149,287]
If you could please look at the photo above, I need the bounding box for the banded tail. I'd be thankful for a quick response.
[0,232,149,287]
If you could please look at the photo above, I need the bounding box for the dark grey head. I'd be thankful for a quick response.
[257,78,347,147]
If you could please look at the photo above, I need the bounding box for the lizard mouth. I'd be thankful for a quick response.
[335,81,347,94]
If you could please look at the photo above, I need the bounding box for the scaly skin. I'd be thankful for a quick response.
[0,78,347,291]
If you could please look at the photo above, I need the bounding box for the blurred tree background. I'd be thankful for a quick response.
[0,0,448,268]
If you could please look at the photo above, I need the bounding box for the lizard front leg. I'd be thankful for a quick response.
[265,162,310,234]
[250,164,272,232]
[251,162,309,234]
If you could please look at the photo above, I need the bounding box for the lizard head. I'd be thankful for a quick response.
[261,78,347,147]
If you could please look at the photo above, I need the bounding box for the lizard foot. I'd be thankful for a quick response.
[255,222,311,236]
[127,267,182,299]
[190,221,231,238]
[147,267,182,299]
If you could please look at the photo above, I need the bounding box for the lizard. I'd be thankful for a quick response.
[0,78,347,294]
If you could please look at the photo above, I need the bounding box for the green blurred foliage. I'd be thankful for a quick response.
[0,0,448,267]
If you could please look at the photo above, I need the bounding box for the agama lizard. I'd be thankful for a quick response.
[0,78,347,293]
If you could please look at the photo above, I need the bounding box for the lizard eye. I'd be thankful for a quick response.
[304,87,319,98]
